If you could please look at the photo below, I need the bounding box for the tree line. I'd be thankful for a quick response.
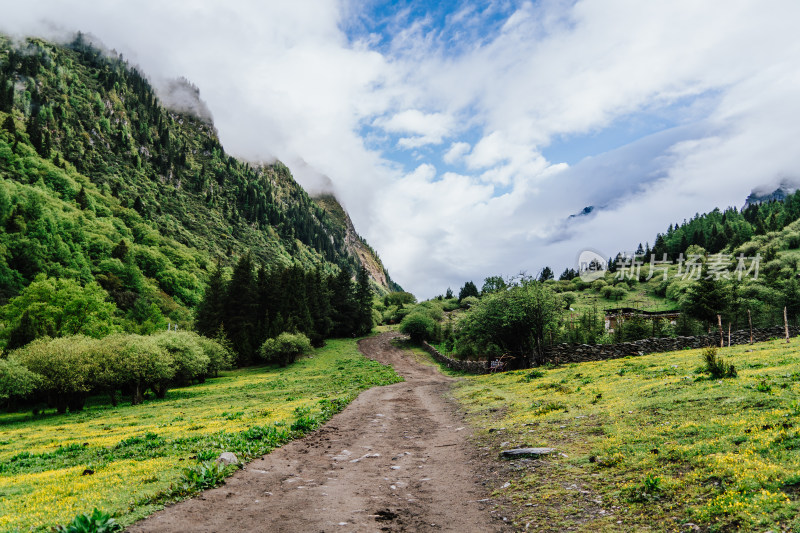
[195,254,374,365]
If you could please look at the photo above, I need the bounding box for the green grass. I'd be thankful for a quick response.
[569,285,677,314]
[0,338,402,532]
[453,338,800,532]
[390,337,469,377]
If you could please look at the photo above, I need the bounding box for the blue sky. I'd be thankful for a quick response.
[5,1,800,298]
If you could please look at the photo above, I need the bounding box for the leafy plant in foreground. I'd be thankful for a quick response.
[290,405,318,432]
[54,508,121,533]
[623,473,665,503]
[180,460,228,492]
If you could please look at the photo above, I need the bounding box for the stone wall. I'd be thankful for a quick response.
[421,342,489,374]
[544,325,799,364]
[421,326,798,374]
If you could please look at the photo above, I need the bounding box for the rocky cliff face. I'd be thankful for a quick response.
[313,194,400,294]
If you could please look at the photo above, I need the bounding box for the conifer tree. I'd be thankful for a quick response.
[0,73,12,113]
[196,261,227,337]
[307,268,332,346]
[75,186,90,210]
[538,266,554,282]
[26,113,43,155]
[330,268,357,336]
[225,253,258,363]
[683,265,729,327]
[458,281,479,302]
[2,115,15,134]
[354,265,373,336]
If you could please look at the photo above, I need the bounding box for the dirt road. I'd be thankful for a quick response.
[129,331,508,532]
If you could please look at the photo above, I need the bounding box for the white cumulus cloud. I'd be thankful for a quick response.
[3,0,800,298]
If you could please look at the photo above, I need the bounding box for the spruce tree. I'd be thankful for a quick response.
[285,265,313,336]
[255,265,274,343]
[683,265,729,327]
[225,253,258,364]
[538,266,554,282]
[26,113,43,155]
[355,265,373,336]
[0,73,12,113]
[330,267,356,336]
[458,281,479,302]
[111,239,129,260]
[196,261,227,336]
[2,115,15,135]
[307,268,332,346]
[75,186,90,210]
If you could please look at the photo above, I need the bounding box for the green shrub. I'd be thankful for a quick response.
[371,308,382,328]
[290,406,318,432]
[155,268,201,306]
[399,312,436,343]
[561,292,577,309]
[9,336,99,413]
[622,473,665,503]
[441,298,460,312]
[702,346,737,378]
[152,331,211,386]
[0,275,118,350]
[460,295,479,308]
[0,357,42,402]
[570,278,589,291]
[96,334,174,405]
[180,461,228,492]
[196,335,234,377]
[415,301,444,321]
[55,508,121,533]
[601,285,627,301]
[519,369,545,382]
[258,332,312,367]
[455,281,560,365]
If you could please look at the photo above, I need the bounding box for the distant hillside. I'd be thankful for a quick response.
[587,188,800,330]
[743,181,799,209]
[621,190,800,261]
[0,33,396,326]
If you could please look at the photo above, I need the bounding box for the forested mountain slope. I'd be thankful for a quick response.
[0,33,395,332]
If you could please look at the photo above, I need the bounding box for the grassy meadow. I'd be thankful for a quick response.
[0,338,401,532]
[452,338,800,532]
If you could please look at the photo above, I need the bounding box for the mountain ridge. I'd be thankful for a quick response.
[0,32,397,327]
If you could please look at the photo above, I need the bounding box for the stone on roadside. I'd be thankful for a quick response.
[216,452,239,466]
[500,447,555,458]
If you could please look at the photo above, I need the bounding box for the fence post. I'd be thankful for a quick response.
[748,309,753,344]
[717,315,724,348]
[785,306,790,343]
[728,323,731,347]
